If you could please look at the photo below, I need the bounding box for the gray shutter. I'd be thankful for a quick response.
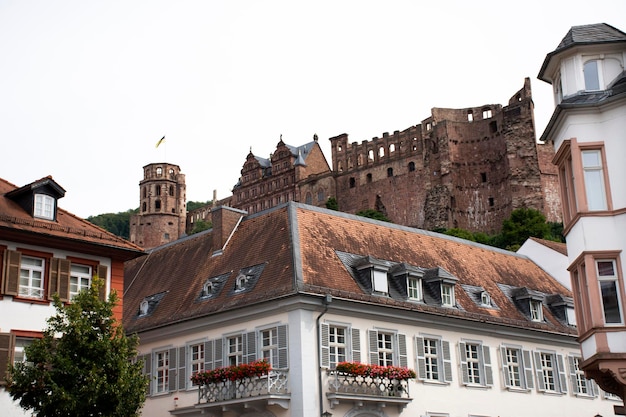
[557,354,567,393]
[459,342,469,384]
[368,330,378,365]
[204,340,214,370]
[277,325,288,369]
[142,354,152,396]
[244,331,257,364]
[415,337,426,380]
[351,328,361,363]
[442,340,452,383]
[568,356,578,394]
[522,349,534,389]
[398,334,407,368]
[534,351,546,391]
[589,379,598,397]
[500,347,511,388]
[0,333,15,386]
[168,348,177,392]
[178,346,187,390]
[320,323,329,368]
[214,338,223,369]
[4,250,20,296]
[483,345,493,386]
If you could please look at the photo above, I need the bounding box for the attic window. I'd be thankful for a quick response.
[136,291,167,318]
[441,283,455,307]
[408,277,422,301]
[34,194,55,220]
[202,281,215,297]
[480,291,491,307]
[139,300,149,316]
[530,300,543,322]
[235,273,249,291]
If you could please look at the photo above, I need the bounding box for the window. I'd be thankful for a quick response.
[19,256,45,299]
[379,147,385,158]
[321,323,360,368]
[581,149,607,211]
[459,341,492,387]
[34,194,54,220]
[154,350,170,394]
[534,351,567,394]
[500,346,533,390]
[480,291,491,307]
[227,335,243,366]
[467,110,473,122]
[482,108,492,119]
[408,161,416,172]
[597,259,623,324]
[480,172,487,182]
[69,264,92,299]
[155,186,161,196]
[415,336,452,383]
[349,177,356,188]
[156,167,163,176]
[189,343,205,386]
[441,283,455,307]
[368,330,407,368]
[13,337,34,364]
[569,355,596,397]
[317,189,325,202]
[530,300,543,322]
[583,60,600,91]
[408,277,422,301]
[366,173,372,183]
[235,274,248,291]
[387,167,393,177]
[155,200,161,211]
[260,326,287,369]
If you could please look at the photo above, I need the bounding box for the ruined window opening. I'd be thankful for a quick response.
[481,172,487,182]
[155,186,161,196]
[426,122,432,131]
[379,147,385,158]
[408,162,416,172]
[489,121,498,134]
[467,111,474,122]
[155,200,161,211]
[349,177,356,188]
[482,108,492,119]
[389,144,395,153]
[488,197,494,207]
[387,168,393,177]
[142,202,147,212]
[338,144,343,152]
[156,167,163,176]
[366,173,372,183]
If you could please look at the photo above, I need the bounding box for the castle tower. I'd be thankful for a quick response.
[130,163,187,249]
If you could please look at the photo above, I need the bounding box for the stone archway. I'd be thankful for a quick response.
[343,407,389,417]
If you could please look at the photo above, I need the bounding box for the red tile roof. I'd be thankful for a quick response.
[123,203,575,336]
[0,177,143,259]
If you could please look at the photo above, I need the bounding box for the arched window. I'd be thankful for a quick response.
[156,167,163,176]
[349,178,356,188]
[317,189,325,202]
[408,162,416,172]
[142,202,147,212]
[305,192,312,205]
[378,147,385,158]
[155,200,161,211]
[366,173,372,183]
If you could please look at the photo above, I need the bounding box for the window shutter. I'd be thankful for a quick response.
[398,334,407,368]
[0,247,4,296]
[482,345,493,386]
[97,265,108,300]
[351,328,361,363]
[4,250,20,296]
[320,323,329,368]
[214,338,223,369]
[368,330,379,365]
[0,333,15,386]
[534,351,546,391]
[589,378,598,397]
[459,342,469,384]
[557,354,567,393]
[48,257,59,299]
[568,356,578,394]
[277,325,288,369]
[522,349,534,389]
[178,346,187,391]
[57,259,71,302]
[244,331,257,364]
[442,340,452,383]
[415,337,426,380]
[168,347,178,392]
[500,347,511,388]
[141,354,152,396]
[204,340,214,370]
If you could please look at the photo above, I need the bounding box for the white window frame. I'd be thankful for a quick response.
[368,329,407,368]
[459,340,493,387]
[415,335,452,383]
[480,291,491,307]
[569,355,596,397]
[408,277,422,301]
[188,342,205,387]
[328,325,347,367]
[34,194,54,220]
[69,264,92,299]
[372,269,388,294]
[261,327,279,367]
[441,283,455,307]
[19,256,45,299]
[530,300,543,322]
[227,334,243,366]
[596,259,624,325]
[533,350,567,394]
[320,322,360,369]
[581,149,607,211]
[377,332,394,366]
[13,337,34,364]
[154,349,170,394]
[500,345,534,391]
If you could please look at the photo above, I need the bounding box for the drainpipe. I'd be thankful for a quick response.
[316,294,332,417]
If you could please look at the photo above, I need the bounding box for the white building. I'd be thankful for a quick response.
[124,203,619,417]
[538,23,626,401]
[0,176,144,416]
[518,237,569,289]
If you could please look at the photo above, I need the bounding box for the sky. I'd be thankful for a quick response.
[1,1,625,218]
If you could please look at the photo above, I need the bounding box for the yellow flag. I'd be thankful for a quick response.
[155,136,165,148]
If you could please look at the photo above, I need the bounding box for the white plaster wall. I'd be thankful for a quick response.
[517,240,570,289]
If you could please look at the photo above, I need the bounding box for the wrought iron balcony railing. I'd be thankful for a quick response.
[198,370,289,404]
[327,370,411,397]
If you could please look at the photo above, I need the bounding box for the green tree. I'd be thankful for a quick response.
[325,197,338,211]
[87,209,138,240]
[187,200,212,211]
[190,219,212,235]
[443,228,476,241]
[499,207,550,251]
[355,209,391,222]
[7,279,147,417]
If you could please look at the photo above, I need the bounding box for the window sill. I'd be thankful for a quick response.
[505,386,531,393]
[421,379,449,386]
[11,296,50,305]
[539,390,565,396]
[463,383,491,390]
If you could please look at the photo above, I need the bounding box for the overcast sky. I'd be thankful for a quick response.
[2,1,625,218]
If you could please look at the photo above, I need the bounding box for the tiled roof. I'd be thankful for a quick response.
[528,237,568,256]
[0,177,143,258]
[556,23,626,51]
[123,203,575,335]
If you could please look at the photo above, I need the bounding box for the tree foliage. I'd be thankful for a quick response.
[355,209,391,222]
[187,200,212,211]
[7,279,147,417]
[87,209,138,240]
[325,197,338,211]
[190,220,212,235]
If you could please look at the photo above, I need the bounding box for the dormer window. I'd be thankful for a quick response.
[530,299,543,322]
[139,299,150,316]
[441,283,455,307]
[235,273,249,291]
[480,291,491,307]
[34,194,55,220]
[408,277,422,301]
[202,281,214,297]
[354,256,392,296]
[372,268,388,294]
[136,291,167,318]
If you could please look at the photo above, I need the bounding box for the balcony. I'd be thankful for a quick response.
[326,370,413,412]
[193,370,290,415]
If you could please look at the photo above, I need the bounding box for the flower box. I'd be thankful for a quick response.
[191,360,271,385]
[335,362,416,380]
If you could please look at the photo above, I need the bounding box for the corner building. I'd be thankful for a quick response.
[125,202,618,417]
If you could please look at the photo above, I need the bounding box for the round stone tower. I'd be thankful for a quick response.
[130,162,187,249]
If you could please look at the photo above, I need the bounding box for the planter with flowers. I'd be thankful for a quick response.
[329,362,415,398]
[192,360,271,386]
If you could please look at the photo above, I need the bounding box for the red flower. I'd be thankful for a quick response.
[335,362,416,380]
[191,360,272,385]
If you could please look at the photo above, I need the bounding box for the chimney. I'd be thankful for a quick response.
[211,206,246,256]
